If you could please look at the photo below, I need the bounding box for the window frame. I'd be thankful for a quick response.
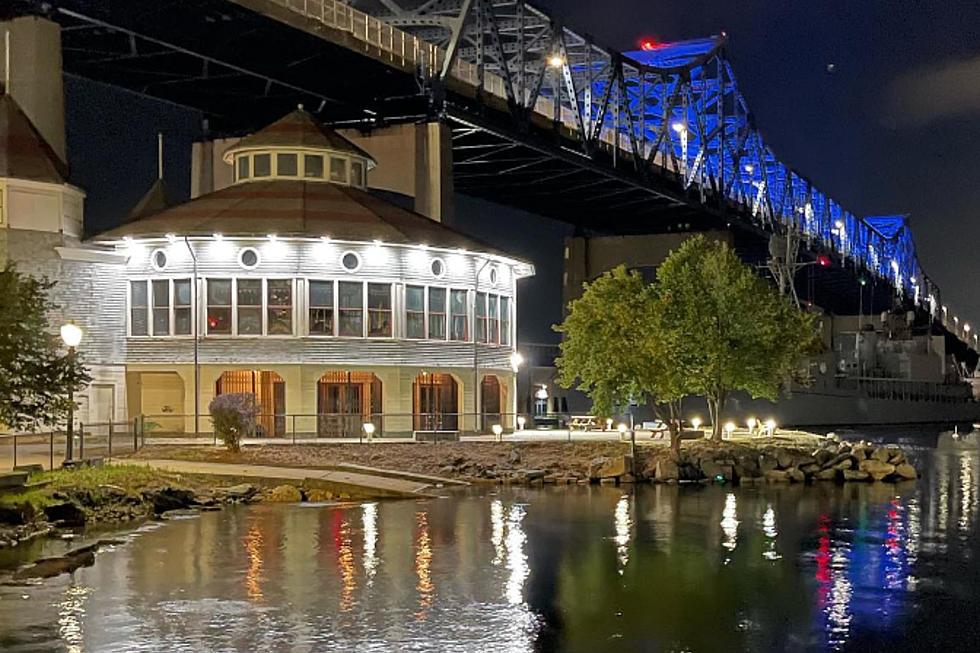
[405,284,426,340]
[307,279,336,337]
[128,277,195,339]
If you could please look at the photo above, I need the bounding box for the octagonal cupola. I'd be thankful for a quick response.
[223,105,376,189]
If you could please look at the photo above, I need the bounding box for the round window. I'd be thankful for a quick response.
[489,266,499,285]
[150,248,168,271]
[430,258,445,278]
[341,251,361,272]
[238,247,261,270]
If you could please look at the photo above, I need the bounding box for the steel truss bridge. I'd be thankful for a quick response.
[9,0,973,353]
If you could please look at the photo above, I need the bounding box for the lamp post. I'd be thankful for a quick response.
[60,322,83,463]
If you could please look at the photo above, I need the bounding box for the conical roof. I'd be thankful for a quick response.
[89,180,522,261]
[123,178,173,224]
[0,93,68,184]
[223,107,375,168]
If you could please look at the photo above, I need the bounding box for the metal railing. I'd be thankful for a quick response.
[1,418,146,471]
[834,376,975,403]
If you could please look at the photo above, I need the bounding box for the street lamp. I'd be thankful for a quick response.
[60,322,82,463]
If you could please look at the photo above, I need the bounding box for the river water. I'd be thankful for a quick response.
[1,429,979,652]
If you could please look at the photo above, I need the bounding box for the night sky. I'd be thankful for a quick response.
[64,1,980,327]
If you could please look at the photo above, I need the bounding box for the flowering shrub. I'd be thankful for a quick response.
[208,393,259,452]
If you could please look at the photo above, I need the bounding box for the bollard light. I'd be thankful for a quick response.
[746,417,757,432]
[517,416,526,431]
[765,418,777,435]
[606,418,614,431]
[617,423,628,440]
[363,422,376,441]
[691,417,702,430]
[492,424,503,441]
[724,422,735,438]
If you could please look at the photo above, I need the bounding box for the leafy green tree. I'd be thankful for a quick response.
[656,235,817,440]
[0,263,91,432]
[555,266,689,453]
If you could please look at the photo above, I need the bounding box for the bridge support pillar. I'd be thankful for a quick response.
[0,15,66,163]
[562,230,733,311]
[340,122,455,225]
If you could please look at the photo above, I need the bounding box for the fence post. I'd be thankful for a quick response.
[12,434,17,469]
[79,422,85,460]
[49,431,54,470]
[133,417,139,453]
[140,415,145,448]
[292,414,297,444]
[108,421,114,461]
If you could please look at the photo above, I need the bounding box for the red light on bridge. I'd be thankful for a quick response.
[639,37,660,51]
[817,254,831,267]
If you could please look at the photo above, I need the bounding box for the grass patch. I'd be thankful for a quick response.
[0,465,183,509]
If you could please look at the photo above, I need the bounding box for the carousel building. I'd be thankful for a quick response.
[3,96,534,437]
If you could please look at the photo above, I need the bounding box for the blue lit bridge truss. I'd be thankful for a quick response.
[347,0,937,313]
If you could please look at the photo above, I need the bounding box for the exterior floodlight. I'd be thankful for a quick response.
[548,54,564,68]
[165,233,177,243]
[510,351,524,371]
[965,324,971,333]
[743,164,754,173]
[724,421,735,437]
[910,276,917,284]
[535,385,548,400]
[60,322,83,348]
[671,121,687,134]
[746,417,757,432]
[691,417,702,430]
[834,220,844,230]
[267,233,278,242]
[492,424,503,441]
[517,416,527,430]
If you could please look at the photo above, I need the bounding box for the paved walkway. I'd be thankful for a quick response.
[123,458,437,497]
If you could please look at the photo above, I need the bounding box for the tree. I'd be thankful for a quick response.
[209,393,259,452]
[656,235,817,441]
[0,263,91,432]
[555,266,690,454]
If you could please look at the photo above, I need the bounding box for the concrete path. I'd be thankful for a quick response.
[126,458,437,497]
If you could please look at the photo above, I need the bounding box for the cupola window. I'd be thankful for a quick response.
[253,153,271,178]
[304,154,324,179]
[277,153,298,177]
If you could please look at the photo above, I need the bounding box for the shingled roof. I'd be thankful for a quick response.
[0,93,68,184]
[222,107,376,167]
[90,180,521,260]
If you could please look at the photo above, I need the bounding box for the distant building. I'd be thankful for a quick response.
[2,96,533,437]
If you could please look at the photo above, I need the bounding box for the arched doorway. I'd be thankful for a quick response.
[316,371,383,437]
[413,373,458,432]
[215,370,286,436]
[481,375,508,432]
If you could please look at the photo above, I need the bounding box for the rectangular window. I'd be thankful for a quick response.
[207,279,232,335]
[304,154,324,179]
[236,279,263,335]
[338,281,363,337]
[428,287,447,339]
[174,279,192,336]
[276,153,297,176]
[450,289,468,341]
[152,279,170,336]
[500,296,511,346]
[330,156,347,183]
[309,280,334,335]
[367,283,392,338]
[350,160,365,187]
[237,156,250,181]
[267,279,293,335]
[488,294,500,345]
[476,291,488,343]
[253,153,271,177]
[406,285,425,339]
[130,280,148,336]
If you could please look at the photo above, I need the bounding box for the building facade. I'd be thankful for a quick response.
[3,98,533,437]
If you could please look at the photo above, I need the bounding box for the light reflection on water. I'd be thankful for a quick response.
[1,442,980,652]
